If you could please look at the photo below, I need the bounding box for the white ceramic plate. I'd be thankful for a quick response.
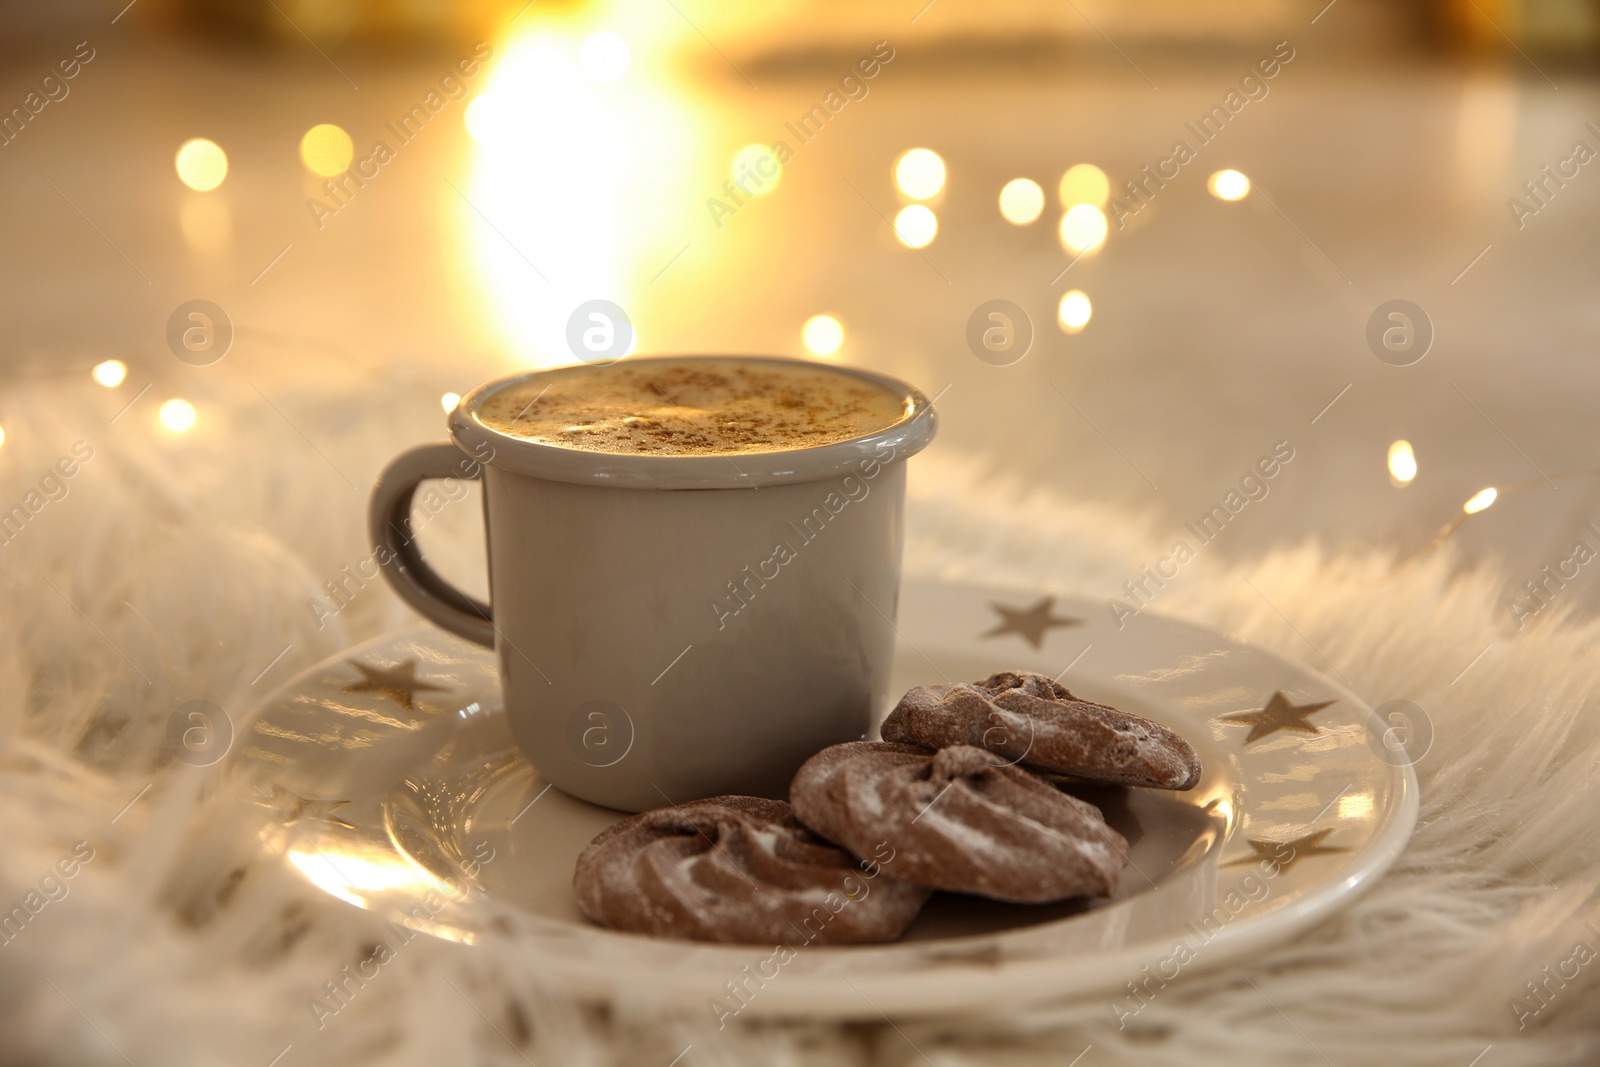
[235,577,1417,1020]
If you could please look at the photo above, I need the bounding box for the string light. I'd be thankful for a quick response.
[998,178,1045,225]
[175,138,228,191]
[895,149,946,200]
[300,124,354,177]
[159,399,197,433]
[92,360,127,387]
[1463,487,1498,515]
[1397,463,1600,572]
[1406,478,1559,566]
[894,204,938,248]
[1059,204,1108,254]
[1208,169,1251,201]
[441,392,462,413]
[801,314,844,357]
[1059,164,1109,208]
[1388,440,1417,486]
[1058,290,1092,333]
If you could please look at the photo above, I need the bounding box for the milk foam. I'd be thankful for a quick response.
[475,359,909,456]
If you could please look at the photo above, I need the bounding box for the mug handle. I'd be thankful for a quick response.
[369,441,495,648]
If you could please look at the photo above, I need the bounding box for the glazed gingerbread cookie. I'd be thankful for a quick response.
[573,795,929,944]
[789,742,1128,904]
[881,671,1202,790]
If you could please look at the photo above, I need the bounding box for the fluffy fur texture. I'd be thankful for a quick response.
[0,370,1597,1066]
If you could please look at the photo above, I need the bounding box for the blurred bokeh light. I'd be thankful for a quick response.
[895,148,946,200]
[300,124,355,177]
[1208,169,1252,201]
[999,178,1045,225]
[175,138,228,192]
[1058,290,1093,333]
[92,360,127,387]
[159,399,197,433]
[465,29,693,364]
[1059,203,1108,254]
[802,314,845,357]
[894,204,938,248]
[1059,164,1109,208]
[1388,440,1418,486]
[4,0,1596,592]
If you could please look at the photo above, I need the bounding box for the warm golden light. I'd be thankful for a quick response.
[1463,487,1498,515]
[1387,440,1417,486]
[1059,163,1109,207]
[300,124,354,177]
[1059,203,1108,254]
[580,31,631,84]
[1058,290,1093,332]
[998,178,1045,225]
[463,93,501,143]
[175,138,228,192]
[0,425,6,448]
[1338,793,1375,820]
[731,143,782,197]
[287,848,452,911]
[893,204,938,248]
[1208,169,1251,201]
[801,314,845,357]
[464,32,692,363]
[895,148,946,200]
[441,392,462,413]
[159,398,197,433]
[92,359,128,387]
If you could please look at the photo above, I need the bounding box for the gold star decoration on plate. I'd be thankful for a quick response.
[1221,828,1349,876]
[1220,691,1336,744]
[343,658,449,710]
[982,595,1081,649]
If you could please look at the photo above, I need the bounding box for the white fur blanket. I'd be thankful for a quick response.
[0,368,1596,1067]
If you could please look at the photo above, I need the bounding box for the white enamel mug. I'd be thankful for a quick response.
[369,356,937,812]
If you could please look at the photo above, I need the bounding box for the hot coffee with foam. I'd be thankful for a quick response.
[476,358,910,456]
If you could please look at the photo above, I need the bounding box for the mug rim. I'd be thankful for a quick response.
[447,354,938,490]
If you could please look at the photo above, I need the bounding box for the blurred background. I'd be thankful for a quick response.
[3,0,1599,629]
